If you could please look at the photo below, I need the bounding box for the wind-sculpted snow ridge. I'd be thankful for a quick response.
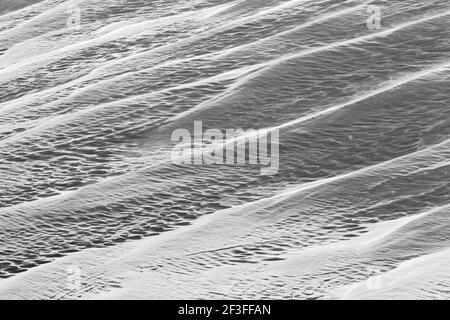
[0,0,449,299]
